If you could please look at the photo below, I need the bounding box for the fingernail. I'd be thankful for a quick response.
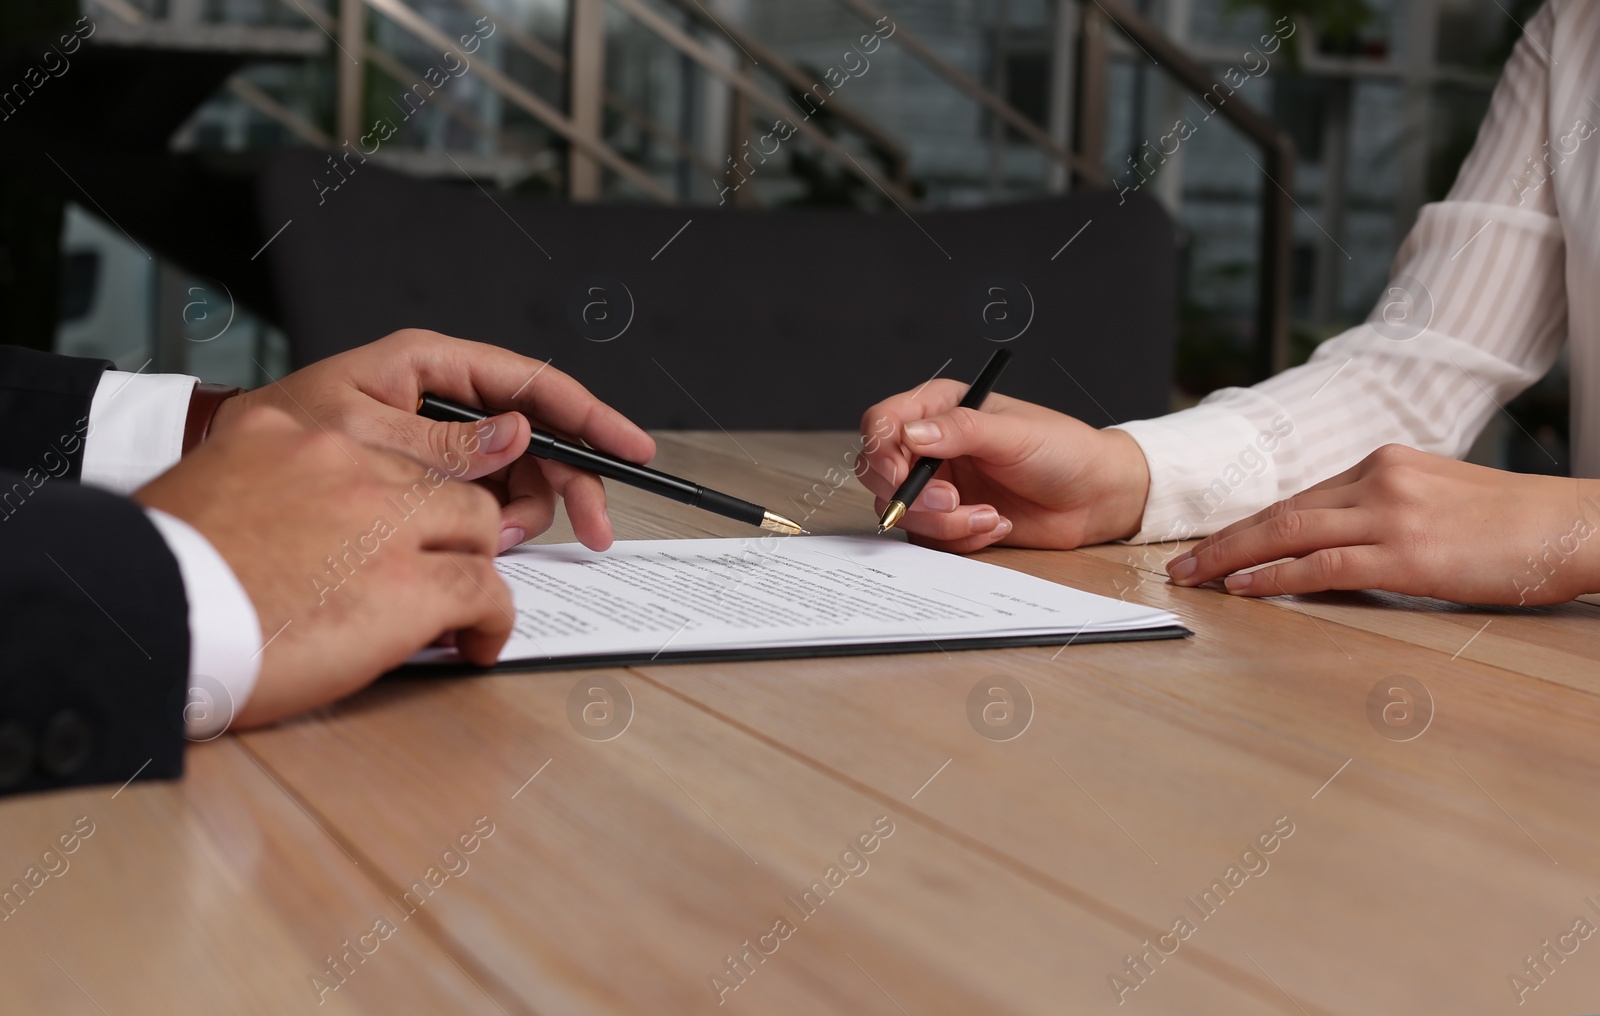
[1168,555,1198,584]
[970,508,1000,533]
[993,518,1013,539]
[904,420,940,444]
[923,487,957,511]
[497,526,526,554]
[478,414,517,455]
[1224,572,1254,594]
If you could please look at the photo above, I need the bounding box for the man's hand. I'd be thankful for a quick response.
[134,406,514,728]
[1167,444,1600,605]
[854,383,1151,553]
[211,330,656,553]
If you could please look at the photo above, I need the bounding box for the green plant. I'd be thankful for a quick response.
[1225,0,1376,63]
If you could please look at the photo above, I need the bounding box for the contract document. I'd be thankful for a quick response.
[409,536,1188,671]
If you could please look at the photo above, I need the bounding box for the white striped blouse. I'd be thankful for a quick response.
[1113,0,1595,544]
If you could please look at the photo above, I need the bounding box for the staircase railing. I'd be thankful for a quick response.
[89,0,1296,378]
[452,0,725,193]
[294,0,563,188]
[654,0,912,194]
[818,0,1296,377]
[1075,0,1295,376]
[601,0,919,208]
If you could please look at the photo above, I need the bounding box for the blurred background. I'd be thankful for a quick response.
[0,0,1564,469]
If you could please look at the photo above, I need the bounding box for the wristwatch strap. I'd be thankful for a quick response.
[183,383,246,454]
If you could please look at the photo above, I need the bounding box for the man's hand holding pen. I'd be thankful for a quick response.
[211,329,657,552]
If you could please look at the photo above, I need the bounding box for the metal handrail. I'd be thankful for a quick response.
[116,0,1292,373]
[816,0,1293,377]
[293,0,562,188]
[452,0,729,188]
[827,0,1104,186]
[1081,0,1296,377]
[605,0,919,208]
[468,0,914,202]
[90,0,338,158]
[359,0,673,201]
[654,0,912,190]
[226,76,331,147]
[362,47,562,188]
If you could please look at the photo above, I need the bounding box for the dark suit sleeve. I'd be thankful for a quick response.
[0,345,111,481]
[0,347,189,796]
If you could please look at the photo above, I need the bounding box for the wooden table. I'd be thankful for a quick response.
[4,432,1599,1015]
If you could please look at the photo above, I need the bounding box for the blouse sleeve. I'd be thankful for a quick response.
[1112,0,1570,543]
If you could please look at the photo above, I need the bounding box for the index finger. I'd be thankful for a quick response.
[409,334,657,467]
[1172,486,1359,581]
[859,378,973,440]
[858,381,1026,484]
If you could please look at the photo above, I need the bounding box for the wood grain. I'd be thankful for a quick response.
[0,739,503,1014]
[2,433,1596,1014]
[1078,537,1600,697]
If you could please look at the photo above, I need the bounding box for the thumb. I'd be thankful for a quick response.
[901,407,1034,465]
[409,411,530,480]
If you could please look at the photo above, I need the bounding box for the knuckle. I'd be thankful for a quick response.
[442,559,479,600]
[301,429,346,466]
[475,560,511,610]
[1269,510,1305,543]
[1372,462,1419,498]
[441,476,498,529]
[425,421,459,468]
[391,327,433,348]
[481,557,511,597]
[948,407,982,439]
[859,411,894,449]
[1370,443,1412,468]
[371,445,423,482]
[467,479,502,522]
[1310,547,1344,584]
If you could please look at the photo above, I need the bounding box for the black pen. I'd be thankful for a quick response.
[877,349,1013,534]
[418,393,807,535]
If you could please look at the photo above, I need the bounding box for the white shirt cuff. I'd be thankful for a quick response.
[1110,403,1292,544]
[143,509,263,740]
[82,371,198,495]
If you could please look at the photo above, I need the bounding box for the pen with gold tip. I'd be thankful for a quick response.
[418,393,807,535]
[877,349,1013,534]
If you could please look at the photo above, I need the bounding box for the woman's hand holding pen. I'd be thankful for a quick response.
[211,330,656,553]
[855,381,1152,554]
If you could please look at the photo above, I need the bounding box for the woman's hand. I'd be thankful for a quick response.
[854,382,1152,554]
[1167,444,1600,605]
[212,330,655,553]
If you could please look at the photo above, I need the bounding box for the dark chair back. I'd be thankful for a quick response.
[259,148,1175,430]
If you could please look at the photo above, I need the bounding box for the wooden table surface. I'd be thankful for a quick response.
[4,432,1599,1015]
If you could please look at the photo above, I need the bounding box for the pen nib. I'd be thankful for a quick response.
[759,510,807,536]
[876,500,907,535]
